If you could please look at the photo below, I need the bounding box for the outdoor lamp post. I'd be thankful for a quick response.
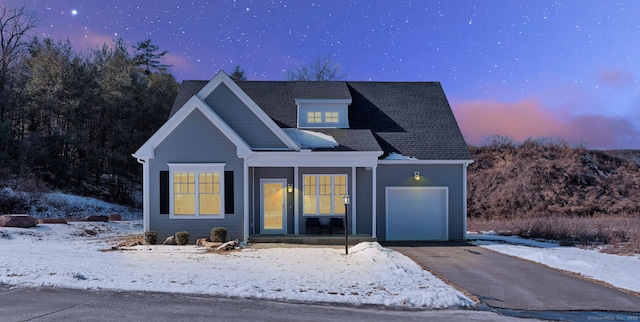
[342,194,350,255]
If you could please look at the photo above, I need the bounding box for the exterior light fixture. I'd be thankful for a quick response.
[342,194,350,255]
[287,184,293,193]
[414,171,420,181]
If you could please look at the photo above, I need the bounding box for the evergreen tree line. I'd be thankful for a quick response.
[0,36,179,206]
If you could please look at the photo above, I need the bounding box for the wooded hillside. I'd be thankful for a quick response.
[468,138,640,219]
[0,5,178,206]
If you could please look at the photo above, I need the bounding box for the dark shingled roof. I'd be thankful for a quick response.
[169,79,471,160]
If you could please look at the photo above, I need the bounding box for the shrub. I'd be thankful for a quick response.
[144,230,158,245]
[175,231,190,245]
[210,227,227,242]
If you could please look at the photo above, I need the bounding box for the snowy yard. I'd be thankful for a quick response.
[0,221,472,309]
[3,221,639,310]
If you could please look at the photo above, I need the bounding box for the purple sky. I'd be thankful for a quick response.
[13,0,640,149]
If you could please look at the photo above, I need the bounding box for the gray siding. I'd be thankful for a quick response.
[148,109,245,241]
[355,168,373,235]
[249,167,295,235]
[204,83,289,149]
[376,164,465,241]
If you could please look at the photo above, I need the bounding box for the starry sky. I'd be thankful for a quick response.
[10,0,640,149]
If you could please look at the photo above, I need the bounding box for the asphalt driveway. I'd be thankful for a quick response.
[384,241,640,312]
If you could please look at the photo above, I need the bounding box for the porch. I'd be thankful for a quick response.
[248,234,376,245]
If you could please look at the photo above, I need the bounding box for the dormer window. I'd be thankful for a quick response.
[296,99,351,128]
[325,112,339,123]
[307,112,322,123]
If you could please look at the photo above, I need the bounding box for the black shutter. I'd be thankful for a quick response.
[225,171,234,214]
[159,171,169,214]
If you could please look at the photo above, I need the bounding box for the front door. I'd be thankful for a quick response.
[261,179,286,234]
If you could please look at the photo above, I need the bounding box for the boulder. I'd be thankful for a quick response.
[38,218,68,224]
[80,215,109,222]
[108,214,122,221]
[0,215,38,228]
[196,238,221,248]
[163,236,177,245]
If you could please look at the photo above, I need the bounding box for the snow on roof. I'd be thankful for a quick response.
[283,129,338,149]
[384,152,418,160]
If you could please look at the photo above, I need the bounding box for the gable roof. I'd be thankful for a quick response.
[134,95,252,159]
[169,78,471,161]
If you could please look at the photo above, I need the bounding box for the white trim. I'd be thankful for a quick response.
[133,95,252,159]
[197,71,300,151]
[371,165,377,239]
[168,163,226,219]
[295,99,352,104]
[385,186,449,241]
[248,151,382,168]
[243,154,256,241]
[351,166,356,235]
[135,157,151,232]
[293,166,299,235]
[260,179,287,234]
[378,159,474,165]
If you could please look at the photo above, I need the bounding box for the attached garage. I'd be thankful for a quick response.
[385,187,448,241]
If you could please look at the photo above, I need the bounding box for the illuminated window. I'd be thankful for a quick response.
[325,112,339,123]
[307,112,322,123]
[198,172,220,215]
[169,164,224,218]
[303,175,347,215]
[174,172,195,215]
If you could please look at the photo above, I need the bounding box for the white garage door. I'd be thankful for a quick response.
[386,187,448,241]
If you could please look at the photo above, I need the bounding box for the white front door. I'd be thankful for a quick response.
[261,179,286,234]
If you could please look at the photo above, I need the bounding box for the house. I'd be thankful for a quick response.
[133,71,473,242]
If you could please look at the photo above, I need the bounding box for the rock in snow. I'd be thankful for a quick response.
[0,215,38,228]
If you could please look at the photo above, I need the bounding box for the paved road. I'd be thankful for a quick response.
[0,284,541,322]
[385,241,640,312]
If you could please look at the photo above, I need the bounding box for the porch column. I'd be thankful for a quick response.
[371,165,377,239]
[243,156,253,242]
[351,166,356,235]
[135,158,150,232]
[294,166,299,235]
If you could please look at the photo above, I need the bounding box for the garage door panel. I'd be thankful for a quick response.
[386,187,448,241]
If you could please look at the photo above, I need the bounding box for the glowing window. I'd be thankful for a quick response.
[325,112,339,123]
[303,175,347,215]
[307,112,322,123]
[169,164,225,218]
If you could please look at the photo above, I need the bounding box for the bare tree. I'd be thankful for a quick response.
[0,4,38,121]
[286,54,345,81]
[0,4,37,77]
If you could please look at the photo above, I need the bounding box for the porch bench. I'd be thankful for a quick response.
[329,217,345,236]
[306,217,321,235]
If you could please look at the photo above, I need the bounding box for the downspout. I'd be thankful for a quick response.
[134,156,150,233]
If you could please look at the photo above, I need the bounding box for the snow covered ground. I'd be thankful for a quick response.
[468,233,640,293]
[0,221,472,309]
[3,220,638,311]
